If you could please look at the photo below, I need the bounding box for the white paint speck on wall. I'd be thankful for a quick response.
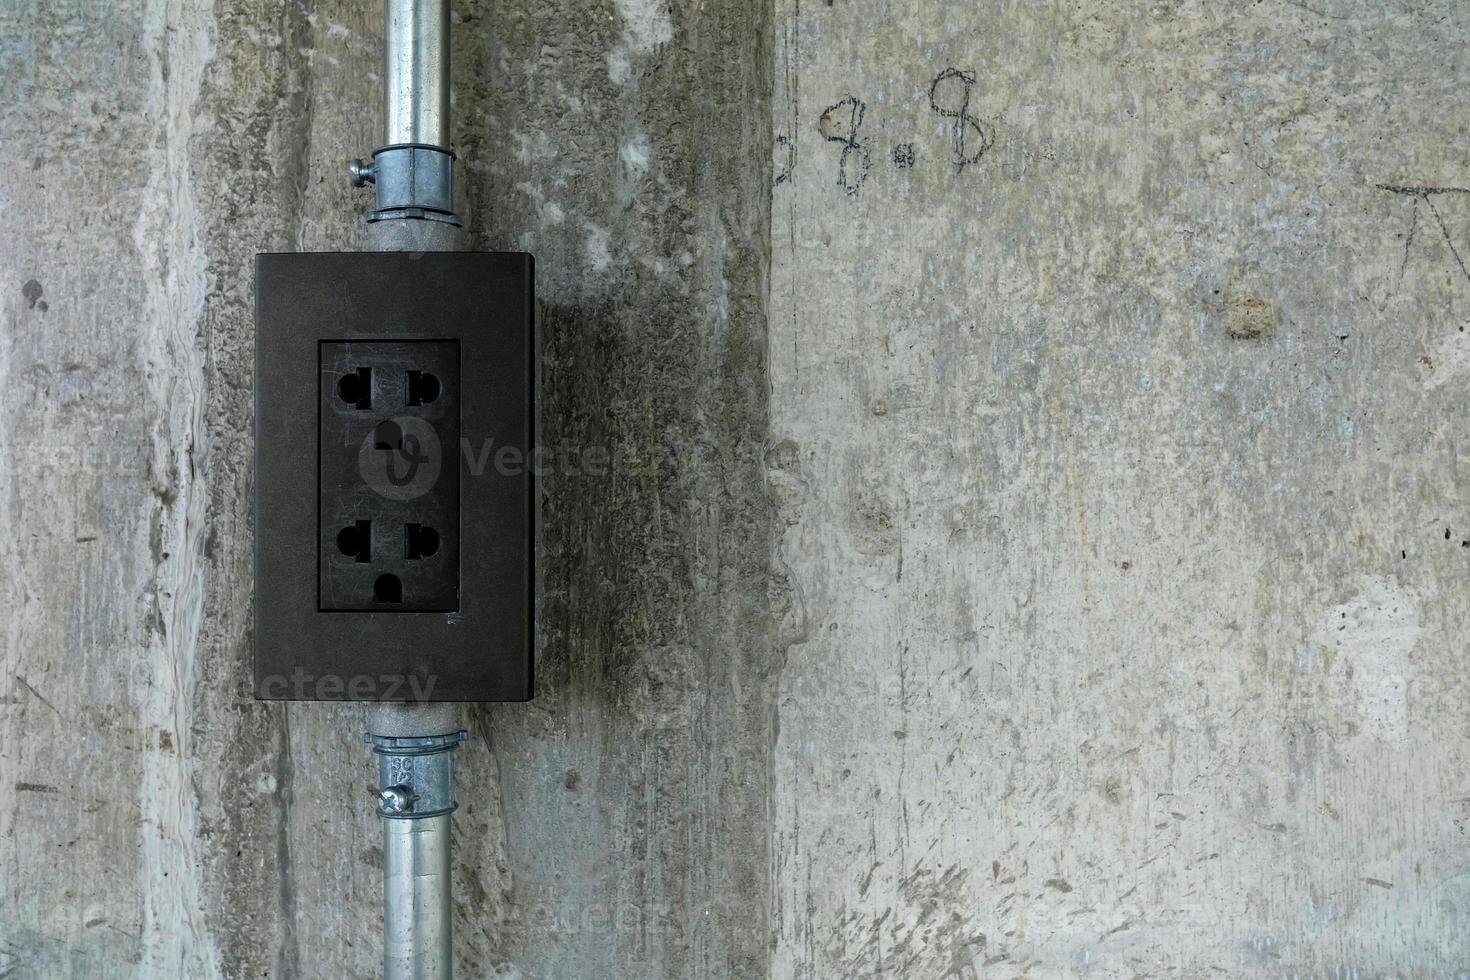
[607,0,672,85]
[1311,575,1421,742]
[612,0,672,54]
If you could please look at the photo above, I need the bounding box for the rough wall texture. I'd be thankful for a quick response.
[0,0,773,977]
[2,0,1469,978]
[769,0,1470,977]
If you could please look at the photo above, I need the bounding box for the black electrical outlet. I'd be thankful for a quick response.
[319,340,460,611]
[254,251,535,702]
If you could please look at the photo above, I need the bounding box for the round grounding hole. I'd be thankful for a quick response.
[336,376,364,405]
[373,574,402,603]
[336,525,362,557]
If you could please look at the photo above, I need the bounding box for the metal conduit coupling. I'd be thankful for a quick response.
[366,730,467,819]
[353,0,461,226]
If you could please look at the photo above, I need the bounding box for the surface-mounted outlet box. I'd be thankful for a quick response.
[254,252,534,702]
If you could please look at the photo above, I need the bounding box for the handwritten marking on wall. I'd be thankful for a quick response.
[928,68,992,173]
[818,96,871,196]
[775,134,796,186]
[785,68,995,193]
[1378,184,1470,287]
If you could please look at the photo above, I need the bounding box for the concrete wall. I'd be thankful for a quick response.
[1,0,1467,978]
[768,1,1470,976]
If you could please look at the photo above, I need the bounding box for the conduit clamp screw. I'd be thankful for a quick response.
[378,785,418,814]
[349,158,377,187]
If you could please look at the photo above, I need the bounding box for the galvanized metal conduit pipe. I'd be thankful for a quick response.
[383,819,452,977]
[359,2,468,979]
[385,0,450,147]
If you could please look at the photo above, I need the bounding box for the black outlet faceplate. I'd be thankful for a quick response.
[255,251,535,702]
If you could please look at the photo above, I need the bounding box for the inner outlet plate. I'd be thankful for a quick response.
[319,340,460,612]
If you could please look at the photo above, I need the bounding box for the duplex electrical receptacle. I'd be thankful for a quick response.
[320,341,460,611]
[254,251,535,702]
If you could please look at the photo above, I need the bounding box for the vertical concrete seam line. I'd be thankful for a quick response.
[133,0,224,975]
[750,0,781,974]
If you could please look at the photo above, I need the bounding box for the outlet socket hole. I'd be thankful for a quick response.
[373,574,402,603]
[406,523,440,559]
[336,520,372,562]
[373,419,403,453]
[407,370,440,406]
[338,367,372,409]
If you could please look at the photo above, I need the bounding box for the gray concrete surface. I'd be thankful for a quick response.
[1,0,1468,977]
[769,1,1470,976]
